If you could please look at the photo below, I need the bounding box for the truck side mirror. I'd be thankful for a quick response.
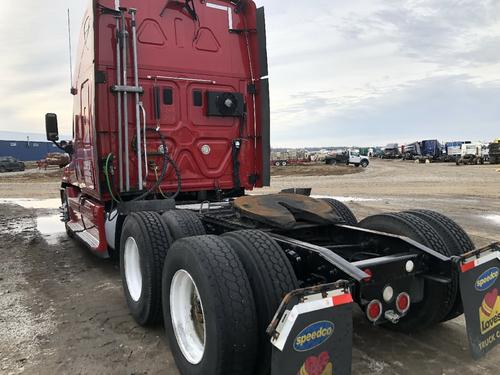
[45,113,59,141]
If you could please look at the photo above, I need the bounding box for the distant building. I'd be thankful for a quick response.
[0,132,68,161]
[0,139,63,161]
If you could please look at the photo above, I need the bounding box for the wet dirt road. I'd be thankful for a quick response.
[0,159,499,374]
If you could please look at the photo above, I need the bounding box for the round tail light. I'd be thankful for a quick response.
[366,300,383,322]
[396,292,411,314]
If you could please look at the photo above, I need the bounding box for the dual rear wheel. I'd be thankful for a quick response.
[119,205,473,371]
[119,210,297,375]
[359,210,474,331]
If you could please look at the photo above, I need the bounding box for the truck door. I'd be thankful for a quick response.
[76,79,97,192]
[350,151,361,164]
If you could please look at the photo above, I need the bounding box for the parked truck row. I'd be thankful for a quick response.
[381,139,499,164]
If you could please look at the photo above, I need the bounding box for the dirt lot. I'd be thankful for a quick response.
[0,168,63,199]
[271,163,364,177]
[0,159,499,375]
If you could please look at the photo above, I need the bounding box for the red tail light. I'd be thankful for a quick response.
[396,292,411,314]
[366,300,383,322]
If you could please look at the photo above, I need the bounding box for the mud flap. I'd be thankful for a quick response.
[267,282,353,375]
[457,242,500,359]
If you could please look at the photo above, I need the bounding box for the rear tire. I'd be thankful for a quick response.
[361,160,369,168]
[321,198,358,225]
[222,230,299,375]
[162,210,205,241]
[162,235,258,375]
[359,212,455,331]
[404,209,474,321]
[120,211,173,326]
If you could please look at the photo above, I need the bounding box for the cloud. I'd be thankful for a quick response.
[271,75,500,147]
[0,0,499,148]
[258,0,500,147]
[0,0,87,135]
[335,0,500,67]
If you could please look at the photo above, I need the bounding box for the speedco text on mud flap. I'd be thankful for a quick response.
[475,267,499,292]
[293,321,335,352]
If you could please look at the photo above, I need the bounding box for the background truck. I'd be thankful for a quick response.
[409,139,444,163]
[444,141,470,162]
[419,139,443,161]
[456,143,486,165]
[325,149,369,167]
[359,147,374,157]
[402,142,421,160]
[381,143,401,159]
[489,139,500,164]
[43,1,500,373]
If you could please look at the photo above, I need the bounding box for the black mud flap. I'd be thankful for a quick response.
[267,282,353,375]
[457,242,500,359]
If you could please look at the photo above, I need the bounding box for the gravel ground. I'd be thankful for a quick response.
[0,159,499,374]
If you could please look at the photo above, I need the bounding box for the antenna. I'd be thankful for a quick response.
[67,8,74,91]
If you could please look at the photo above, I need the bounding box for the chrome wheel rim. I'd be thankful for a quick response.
[170,269,206,364]
[124,237,142,302]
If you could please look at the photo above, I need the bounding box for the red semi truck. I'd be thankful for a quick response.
[45,1,500,373]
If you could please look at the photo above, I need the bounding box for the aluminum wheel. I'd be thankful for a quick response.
[124,237,142,302]
[170,269,206,364]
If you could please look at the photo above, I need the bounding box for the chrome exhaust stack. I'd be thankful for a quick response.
[112,6,145,193]
[114,7,123,192]
[120,9,130,191]
[129,8,144,191]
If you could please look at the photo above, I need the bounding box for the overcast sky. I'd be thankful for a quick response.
[1,0,499,147]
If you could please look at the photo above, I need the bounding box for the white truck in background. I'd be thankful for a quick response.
[456,142,486,165]
[325,149,370,167]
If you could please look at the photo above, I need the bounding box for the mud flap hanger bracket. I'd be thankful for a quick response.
[452,242,500,269]
[268,281,354,375]
[267,281,351,344]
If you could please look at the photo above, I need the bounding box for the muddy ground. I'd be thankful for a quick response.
[0,159,499,375]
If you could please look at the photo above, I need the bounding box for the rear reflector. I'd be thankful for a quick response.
[460,260,476,273]
[366,300,382,322]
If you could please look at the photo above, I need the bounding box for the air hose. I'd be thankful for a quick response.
[131,127,182,201]
[104,153,121,204]
[154,167,169,199]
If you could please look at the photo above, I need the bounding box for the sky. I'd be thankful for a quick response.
[0,0,499,147]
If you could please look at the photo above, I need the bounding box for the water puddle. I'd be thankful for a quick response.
[312,195,381,202]
[36,215,65,245]
[0,198,60,209]
[482,214,500,226]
